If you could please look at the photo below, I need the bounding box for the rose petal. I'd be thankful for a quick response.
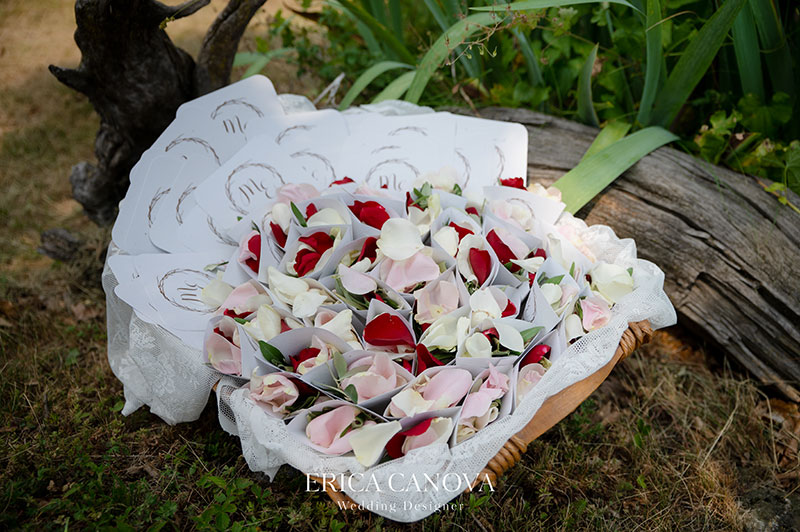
[364,313,414,348]
[349,421,402,466]
[499,177,525,189]
[305,405,358,449]
[464,332,492,358]
[401,417,453,455]
[379,251,440,293]
[421,368,472,408]
[377,218,424,261]
[338,264,377,296]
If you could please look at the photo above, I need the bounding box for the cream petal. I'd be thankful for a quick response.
[564,313,585,341]
[271,202,292,232]
[492,320,524,352]
[511,256,545,275]
[267,267,310,304]
[469,288,502,327]
[541,283,563,308]
[307,207,346,227]
[388,388,434,417]
[377,218,424,261]
[464,332,492,358]
[292,289,329,318]
[201,278,233,308]
[432,226,459,257]
[349,421,402,466]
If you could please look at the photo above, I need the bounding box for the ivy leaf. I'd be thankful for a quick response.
[251,221,260,233]
[626,267,633,276]
[233,317,248,325]
[290,202,307,227]
[452,183,463,196]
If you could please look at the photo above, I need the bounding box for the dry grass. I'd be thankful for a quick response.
[1,1,798,530]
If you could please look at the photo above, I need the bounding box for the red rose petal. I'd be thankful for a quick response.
[305,203,318,219]
[331,177,354,186]
[521,344,551,367]
[289,376,317,397]
[385,433,405,459]
[499,177,525,189]
[533,248,547,259]
[349,201,391,229]
[291,347,320,371]
[481,327,499,341]
[361,204,390,229]
[486,229,520,272]
[223,308,252,320]
[213,327,235,344]
[501,300,517,318]
[385,417,436,459]
[400,417,434,437]
[245,233,261,272]
[269,222,287,248]
[465,206,480,217]
[298,232,334,253]
[293,248,322,277]
[448,222,474,243]
[415,343,443,374]
[280,320,292,333]
[363,313,414,348]
[357,237,379,263]
[468,247,492,286]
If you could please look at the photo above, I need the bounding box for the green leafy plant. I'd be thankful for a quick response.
[237,0,798,207]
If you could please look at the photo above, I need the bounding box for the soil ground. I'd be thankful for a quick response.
[1,1,798,530]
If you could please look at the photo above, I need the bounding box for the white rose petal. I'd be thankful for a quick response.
[377,218,424,261]
[422,316,459,351]
[414,166,457,191]
[267,267,310,305]
[492,320,524,352]
[242,304,282,342]
[390,388,435,417]
[511,256,545,275]
[464,332,492,358]
[200,278,233,308]
[591,262,634,304]
[540,283,563,308]
[306,207,346,227]
[271,202,292,232]
[564,313,585,342]
[292,289,329,318]
[469,288,502,327]
[432,226,459,257]
[350,421,403,466]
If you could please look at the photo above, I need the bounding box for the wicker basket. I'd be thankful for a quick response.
[310,319,654,510]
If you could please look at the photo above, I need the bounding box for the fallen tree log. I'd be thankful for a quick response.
[466,107,800,402]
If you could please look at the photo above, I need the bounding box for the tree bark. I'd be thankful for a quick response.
[464,107,800,402]
[50,0,267,225]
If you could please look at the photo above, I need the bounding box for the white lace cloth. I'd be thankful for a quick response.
[103,96,676,522]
